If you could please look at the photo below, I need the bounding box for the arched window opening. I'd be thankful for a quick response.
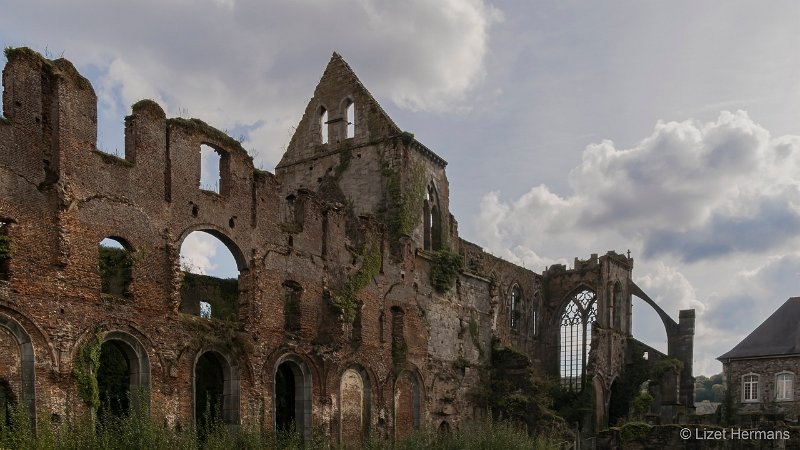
[320,108,329,144]
[200,144,222,193]
[97,341,131,421]
[560,289,597,391]
[274,357,312,440]
[510,285,523,330]
[283,281,302,335]
[532,291,542,336]
[99,237,133,298]
[179,231,240,321]
[391,307,407,365]
[0,221,10,281]
[195,352,225,429]
[612,282,623,330]
[423,184,442,251]
[345,100,355,139]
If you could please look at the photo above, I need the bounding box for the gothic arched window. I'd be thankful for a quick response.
[510,285,522,330]
[560,289,597,391]
[612,282,623,330]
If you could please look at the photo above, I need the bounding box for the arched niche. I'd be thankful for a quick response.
[394,370,421,439]
[339,365,372,444]
[97,331,151,419]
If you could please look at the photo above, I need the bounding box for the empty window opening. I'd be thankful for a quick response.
[612,282,623,330]
[560,289,597,391]
[200,145,221,193]
[777,373,794,401]
[96,107,126,160]
[423,184,442,251]
[283,281,302,335]
[510,285,522,330]
[99,237,133,297]
[345,101,355,139]
[274,358,312,440]
[532,292,542,336]
[391,307,407,365]
[0,221,10,281]
[97,341,131,421]
[195,352,224,430]
[320,108,329,144]
[179,231,240,321]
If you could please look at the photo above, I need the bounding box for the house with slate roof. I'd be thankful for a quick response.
[718,297,800,425]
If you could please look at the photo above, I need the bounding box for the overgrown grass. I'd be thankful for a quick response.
[0,403,566,450]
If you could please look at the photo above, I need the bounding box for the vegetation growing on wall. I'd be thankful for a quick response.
[651,357,683,379]
[180,273,239,321]
[429,250,464,293]
[468,340,574,443]
[0,235,10,261]
[180,314,251,359]
[382,158,426,253]
[332,246,381,323]
[72,331,104,410]
[99,247,133,297]
[608,342,650,425]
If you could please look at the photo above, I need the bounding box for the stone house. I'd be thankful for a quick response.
[718,297,800,425]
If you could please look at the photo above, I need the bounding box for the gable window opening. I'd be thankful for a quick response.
[560,289,597,391]
[346,100,355,139]
[98,237,133,298]
[200,144,221,193]
[320,108,329,144]
[199,301,212,318]
[776,373,793,401]
[742,374,759,402]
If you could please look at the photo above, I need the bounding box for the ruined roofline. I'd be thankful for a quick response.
[1,47,276,184]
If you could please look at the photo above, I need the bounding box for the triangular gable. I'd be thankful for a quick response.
[276,52,400,168]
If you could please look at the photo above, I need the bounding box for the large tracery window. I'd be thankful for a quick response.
[560,289,597,391]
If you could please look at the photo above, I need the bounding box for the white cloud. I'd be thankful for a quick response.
[179,232,218,275]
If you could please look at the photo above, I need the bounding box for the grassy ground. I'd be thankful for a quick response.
[0,402,568,450]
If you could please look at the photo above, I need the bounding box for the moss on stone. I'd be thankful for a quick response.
[0,235,10,260]
[429,250,464,293]
[179,314,251,359]
[383,159,426,254]
[619,421,652,443]
[332,246,381,323]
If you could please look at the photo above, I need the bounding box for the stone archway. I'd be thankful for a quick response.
[193,349,240,426]
[97,331,150,419]
[0,314,35,430]
[274,354,312,441]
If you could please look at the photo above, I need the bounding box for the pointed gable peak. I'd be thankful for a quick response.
[277,51,401,168]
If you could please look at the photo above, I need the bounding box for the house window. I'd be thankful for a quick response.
[742,374,759,402]
[776,372,794,401]
[560,289,597,391]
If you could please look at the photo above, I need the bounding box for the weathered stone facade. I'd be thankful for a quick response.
[0,47,694,440]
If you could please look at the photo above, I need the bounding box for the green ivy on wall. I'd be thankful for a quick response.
[72,331,104,410]
[332,246,381,324]
[429,250,464,293]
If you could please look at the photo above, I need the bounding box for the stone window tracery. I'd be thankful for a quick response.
[560,289,597,391]
[510,285,522,330]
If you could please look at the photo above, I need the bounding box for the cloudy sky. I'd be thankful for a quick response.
[4,1,800,376]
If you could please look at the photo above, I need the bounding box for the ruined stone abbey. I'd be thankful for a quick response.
[0,47,695,441]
